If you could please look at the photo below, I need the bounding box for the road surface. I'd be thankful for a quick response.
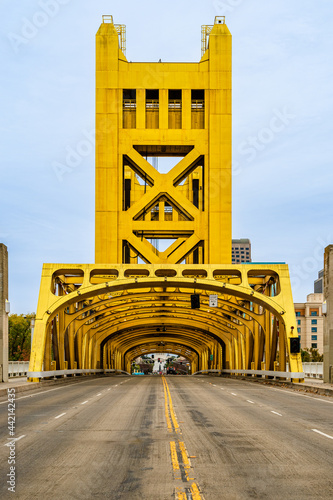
[1,375,333,499]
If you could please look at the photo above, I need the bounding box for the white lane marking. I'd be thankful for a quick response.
[231,393,237,396]
[115,385,118,387]
[247,400,255,404]
[213,384,217,387]
[107,388,111,391]
[271,411,282,416]
[4,435,26,446]
[0,379,106,405]
[55,413,66,419]
[96,393,102,396]
[312,429,333,440]
[220,388,224,390]
[272,387,333,404]
[81,401,88,405]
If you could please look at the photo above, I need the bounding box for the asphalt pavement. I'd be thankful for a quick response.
[0,375,332,499]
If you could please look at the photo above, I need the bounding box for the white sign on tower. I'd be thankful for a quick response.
[209,294,218,307]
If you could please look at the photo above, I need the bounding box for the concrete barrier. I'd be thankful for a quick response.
[8,361,30,377]
[302,362,323,379]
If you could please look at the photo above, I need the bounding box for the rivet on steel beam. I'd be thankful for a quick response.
[105,282,110,287]
[135,278,138,283]
[77,290,81,295]
[164,276,167,282]
[280,311,285,315]
[47,310,51,314]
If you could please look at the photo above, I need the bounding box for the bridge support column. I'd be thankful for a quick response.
[324,245,333,383]
[0,244,8,383]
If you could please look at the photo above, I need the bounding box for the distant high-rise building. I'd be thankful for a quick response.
[232,239,251,264]
[314,269,323,293]
[294,293,324,353]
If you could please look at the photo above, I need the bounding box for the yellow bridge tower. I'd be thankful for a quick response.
[28,16,303,382]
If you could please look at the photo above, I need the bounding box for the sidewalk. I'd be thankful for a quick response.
[293,378,333,396]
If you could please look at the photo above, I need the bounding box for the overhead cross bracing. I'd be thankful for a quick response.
[28,15,303,382]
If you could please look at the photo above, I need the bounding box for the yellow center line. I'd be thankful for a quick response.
[179,441,191,470]
[191,483,202,499]
[170,441,180,470]
[164,376,180,433]
[162,376,203,500]
[163,377,173,432]
[176,488,187,500]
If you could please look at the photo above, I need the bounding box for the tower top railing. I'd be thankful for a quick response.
[102,15,126,56]
[102,15,113,23]
[201,16,226,57]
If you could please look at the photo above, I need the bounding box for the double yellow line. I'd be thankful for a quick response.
[162,375,180,433]
[162,376,203,500]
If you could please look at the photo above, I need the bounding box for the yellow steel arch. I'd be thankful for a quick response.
[29,264,303,381]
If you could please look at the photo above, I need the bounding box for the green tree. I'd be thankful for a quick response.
[8,314,35,361]
[301,348,323,363]
[308,348,323,362]
[301,349,311,362]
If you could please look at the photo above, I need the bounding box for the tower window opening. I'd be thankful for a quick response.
[191,90,205,129]
[146,89,159,128]
[168,89,182,129]
[123,89,136,128]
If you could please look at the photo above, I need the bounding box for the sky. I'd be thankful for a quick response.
[0,0,332,313]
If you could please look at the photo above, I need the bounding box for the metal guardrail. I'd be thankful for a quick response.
[192,369,305,379]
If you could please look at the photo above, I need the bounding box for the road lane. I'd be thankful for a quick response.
[0,375,332,499]
[169,377,333,499]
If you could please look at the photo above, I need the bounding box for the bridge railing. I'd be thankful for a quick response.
[8,361,30,377]
[301,362,323,379]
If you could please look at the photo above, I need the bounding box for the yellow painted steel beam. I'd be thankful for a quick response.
[29,263,303,381]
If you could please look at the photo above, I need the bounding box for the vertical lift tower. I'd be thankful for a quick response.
[28,16,303,382]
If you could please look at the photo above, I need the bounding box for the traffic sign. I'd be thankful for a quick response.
[209,294,218,307]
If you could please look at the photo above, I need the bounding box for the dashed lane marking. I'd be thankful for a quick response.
[81,401,88,405]
[271,411,282,416]
[247,400,255,404]
[4,435,26,446]
[312,429,333,440]
[54,413,66,419]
